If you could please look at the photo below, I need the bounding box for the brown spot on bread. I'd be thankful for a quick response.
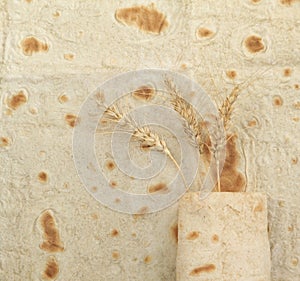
[252,0,261,3]
[132,86,155,101]
[186,231,199,240]
[148,183,168,193]
[112,250,120,260]
[244,35,264,53]
[288,225,294,232]
[138,206,149,214]
[181,63,187,70]
[63,53,74,61]
[115,4,168,34]
[284,68,292,77]
[42,256,59,280]
[190,264,216,276]
[53,11,60,17]
[292,157,298,164]
[109,180,117,188]
[295,84,300,90]
[106,160,116,171]
[292,117,300,122]
[91,186,98,192]
[39,210,64,253]
[65,114,78,127]
[29,107,38,115]
[219,135,246,192]
[280,0,295,5]
[226,70,237,79]
[111,229,119,237]
[132,206,149,219]
[247,119,257,127]
[291,257,298,266]
[293,102,300,109]
[115,198,121,203]
[197,27,214,38]
[0,137,10,147]
[223,135,239,167]
[171,223,178,244]
[212,234,219,243]
[58,94,69,104]
[21,37,48,56]
[5,109,12,115]
[38,171,48,183]
[144,255,152,264]
[91,213,99,220]
[220,170,246,192]
[7,91,27,110]
[273,96,283,107]
[254,201,264,212]
[25,0,32,3]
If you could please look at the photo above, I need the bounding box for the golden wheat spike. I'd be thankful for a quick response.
[101,103,189,189]
[218,65,274,129]
[165,78,207,153]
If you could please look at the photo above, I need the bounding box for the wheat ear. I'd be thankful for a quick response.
[218,86,239,130]
[164,79,207,154]
[102,104,188,189]
[165,79,227,193]
[219,66,273,129]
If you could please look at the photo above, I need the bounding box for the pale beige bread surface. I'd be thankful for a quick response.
[177,192,271,281]
[0,1,300,280]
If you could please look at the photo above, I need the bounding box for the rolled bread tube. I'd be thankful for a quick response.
[176,192,271,281]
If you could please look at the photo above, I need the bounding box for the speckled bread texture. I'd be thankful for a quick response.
[1,0,300,280]
[176,192,271,281]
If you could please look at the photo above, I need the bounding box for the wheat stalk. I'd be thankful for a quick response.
[218,86,239,130]
[102,103,188,189]
[216,68,271,190]
[165,78,228,193]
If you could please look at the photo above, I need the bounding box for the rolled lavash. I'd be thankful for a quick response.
[176,192,271,281]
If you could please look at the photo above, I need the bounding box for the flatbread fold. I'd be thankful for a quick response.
[176,192,271,281]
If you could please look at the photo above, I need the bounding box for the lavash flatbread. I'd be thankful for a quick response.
[1,0,300,280]
[176,192,271,281]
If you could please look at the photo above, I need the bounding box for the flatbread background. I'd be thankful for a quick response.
[177,192,271,281]
[1,0,300,280]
